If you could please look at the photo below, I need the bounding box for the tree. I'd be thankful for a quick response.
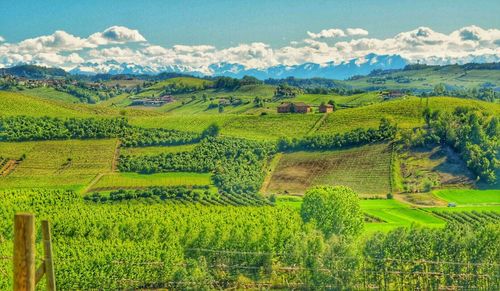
[201,123,220,138]
[433,83,446,95]
[300,186,364,238]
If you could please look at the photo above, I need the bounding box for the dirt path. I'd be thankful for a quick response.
[83,173,104,193]
[1,160,18,176]
[259,153,283,194]
[111,139,121,172]
[307,113,328,135]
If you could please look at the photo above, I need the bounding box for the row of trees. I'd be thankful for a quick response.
[278,118,397,151]
[119,136,276,194]
[85,186,213,203]
[0,116,202,147]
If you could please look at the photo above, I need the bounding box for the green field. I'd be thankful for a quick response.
[89,172,213,191]
[0,139,117,190]
[342,66,500,90]
[360,199,446,232]
[266,143,392,195]
[15,87,80,103]
[433,189,500,205]
[120,144,197,156]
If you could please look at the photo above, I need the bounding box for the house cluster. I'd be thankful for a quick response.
[277,102,334,114]
[382,90,406,100]
[131,95,175,107]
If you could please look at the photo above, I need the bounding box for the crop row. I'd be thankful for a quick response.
[431,210,500,226]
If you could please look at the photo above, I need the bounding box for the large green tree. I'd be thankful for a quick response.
[300,186,364,238]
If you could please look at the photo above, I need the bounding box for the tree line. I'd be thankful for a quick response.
[278,118,397,151]
[0,116,202,147]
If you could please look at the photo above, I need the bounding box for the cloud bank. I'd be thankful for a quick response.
[0,25,499,74]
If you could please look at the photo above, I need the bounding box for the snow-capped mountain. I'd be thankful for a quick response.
[68,54,409,79]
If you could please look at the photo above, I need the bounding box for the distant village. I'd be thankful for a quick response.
[131,95,175,106]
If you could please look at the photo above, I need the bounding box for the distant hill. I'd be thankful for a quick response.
[0,65,68,79]
[343,63,500,92]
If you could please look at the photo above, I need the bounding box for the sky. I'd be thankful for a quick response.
[0,0,499,73]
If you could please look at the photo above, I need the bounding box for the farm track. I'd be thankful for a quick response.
[0,159,18,176]
[260,153,283,194]
[307,113,328,135]
[112,140,121,172]
[83,173,104,193]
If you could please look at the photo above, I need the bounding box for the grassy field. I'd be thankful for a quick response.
[433,189,500,205]
[121,144,197,156]
[398,146,473,194]
[342,66,500,91]
[0,139,117,190]
[266,143,392,196]
[360,199,445,232]
[89,172,212,191]
[316,96,500,135]
[15,87,80,103]
[275,196,447,232]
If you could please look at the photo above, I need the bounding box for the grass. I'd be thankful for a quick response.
[266,143,392,196]
[399,146,473,194]
[89,172,212,191]
[433,189,500,205]
[0,91,86,118]
[316,96,500,135]
[0,139,117,190]
[360,199,445,232]
[342,65,500,91]
[121,144,197,156]
[16,87,80,103]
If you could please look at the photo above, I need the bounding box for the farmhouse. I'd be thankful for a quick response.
[319,103,334,113]
[382,90,405,99]
[277,102,312,113]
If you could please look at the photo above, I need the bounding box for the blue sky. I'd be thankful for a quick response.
[0,1,499,73]
[1,0,499,47]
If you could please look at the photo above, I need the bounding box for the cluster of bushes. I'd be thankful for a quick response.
[0,116,202,147]
[85,186,213,203]
[119,137,276,194]
[278,118,398,151]
[401,107,499,183]
[211,75,262,90]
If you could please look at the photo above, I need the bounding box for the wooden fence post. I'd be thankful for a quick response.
[41,220,56,291]
[13,213,35,291]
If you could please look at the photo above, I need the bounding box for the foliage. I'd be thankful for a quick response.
[401,107,499,183]
[278,118,397,151]
[301,186,364,238]
[0,116,202,147]
[119,137,276,194]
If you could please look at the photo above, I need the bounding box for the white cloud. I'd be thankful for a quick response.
[0,25,499,73]
[88,26,146,45]
[346,28,369,36]
[307,28,345,39]
[16,30,92,53]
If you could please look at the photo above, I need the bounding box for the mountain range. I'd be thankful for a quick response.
[67,54,409,80]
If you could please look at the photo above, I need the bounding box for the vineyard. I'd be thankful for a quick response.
[0,139,116,189]
[89,172,213,191]
[0,71,499,289]
[431,210,500,226]
[0,189,498,290]
[266,143,392,196]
